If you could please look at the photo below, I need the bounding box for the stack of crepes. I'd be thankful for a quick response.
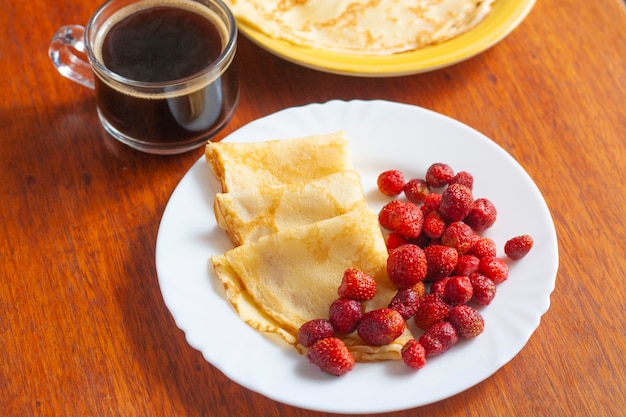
[206,131,413,361]
[224,0,496,55]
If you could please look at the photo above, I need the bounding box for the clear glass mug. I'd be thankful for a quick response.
[49,0,239,155]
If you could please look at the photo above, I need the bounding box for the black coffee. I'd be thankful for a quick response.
[94,4,238,151]
[102,6,220,82]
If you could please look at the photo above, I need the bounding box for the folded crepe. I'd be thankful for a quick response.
[214,170,367,246]
[211,206,413,361]
[206,131,352,193]
[225,0,495,55]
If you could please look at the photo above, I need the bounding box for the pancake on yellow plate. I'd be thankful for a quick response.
[214,170,367,246]
[212,206,413,361]
[206,131,352,193]
[224,0,495,55]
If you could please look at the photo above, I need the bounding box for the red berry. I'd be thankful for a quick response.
[469,273,496,306]
[449,305,484,339]
[423,244,458,282]
[452,254,480,276]
[357,308,405,346]
[421,193,442,216]
[338,268,377,301]
[419,321,458,356]
[414,293,450,330]
[425,163,454,188]
[478,256,509,284]
[504,235,534,260]
[328,298,362,334]
[388,287,421,319]
[307,337,355,376]
[403,178,430,204]
[387,201,424,239]
[441,221,477,254]
[385,232,409,251]
[401,339,426,370]
[411,281,427,298]
[422,210,446,239]
[464,198,497,232]
[429,276,451,298]
[297,319,335,348]
[439,184,473,222]
[378,200,403,230]
[444,275,474,305]
[386,244,427,288]
[377,170,405,196]
[449,171,474,190]
[410,232,431,249]
[468,237,497,259]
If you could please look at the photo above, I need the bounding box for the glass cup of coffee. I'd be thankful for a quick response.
[49,0,239,154]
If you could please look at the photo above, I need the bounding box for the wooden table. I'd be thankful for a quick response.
[2,0,625,415]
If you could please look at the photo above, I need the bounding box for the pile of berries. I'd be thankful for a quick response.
[299,268,406,376]
[300,162,534,376]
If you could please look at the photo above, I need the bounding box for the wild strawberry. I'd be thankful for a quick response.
[297,319,335,348]
[414,293,450,330]
[422,210,446,239]
[411,281,427,298]
[388,287,420,320]
[478,256,509,284]
[449,171,474,190]
[338,268,377,301]
[410,232,431,249]
[464,198,497,232]
[386,244,427,288]
[449,305,484,339]
[401,339,427,370]
[441,221,477,254]
[504,235,534,260]
[403,178,430,204]
[439,183,473,222]
[469,273,496,306]
[419,321,458,356]
[307,337,355,376]
[328,298,362,334]
[425,163,454,187]
[385,201,424,239]
[468,237,497,259]
[423,244,458,282]
[452,254,480,276]
[377,170,405,196]
[357,308,405,346]
[421,192,442,216]
[378,200,403,230]
[385,232,409,251]
[444,275,474,306]
[429,276,451,298]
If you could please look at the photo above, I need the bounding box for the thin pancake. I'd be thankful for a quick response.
[211,206,413,361]
[205,131,352,193]
[214,170,366,246]
[225,0,495,55]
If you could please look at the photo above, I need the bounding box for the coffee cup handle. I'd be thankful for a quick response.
[49,25,95,90]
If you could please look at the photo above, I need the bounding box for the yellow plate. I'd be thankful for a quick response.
[236,0,536,77]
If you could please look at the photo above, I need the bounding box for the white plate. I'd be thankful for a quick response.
[155,100,558,414]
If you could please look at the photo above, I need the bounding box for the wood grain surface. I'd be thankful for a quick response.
[1,0,625,416]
